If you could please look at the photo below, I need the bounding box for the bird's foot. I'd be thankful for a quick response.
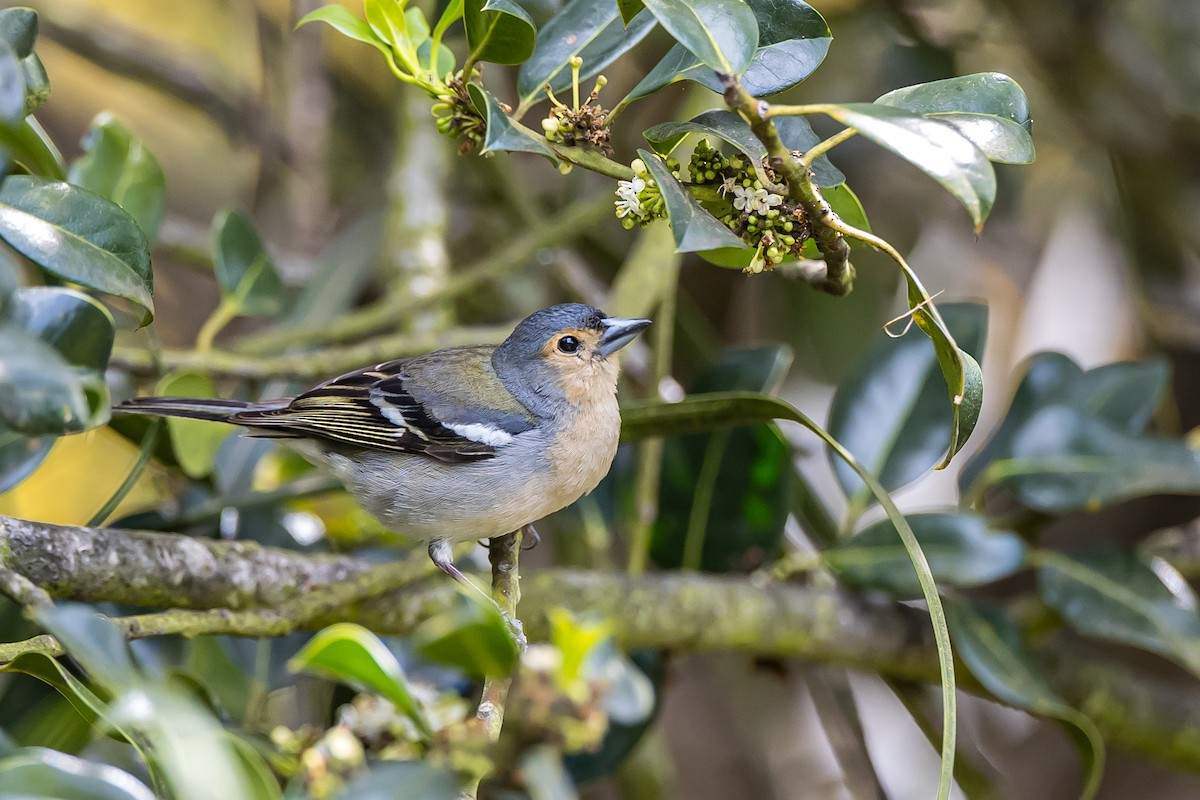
[520,525,540,551]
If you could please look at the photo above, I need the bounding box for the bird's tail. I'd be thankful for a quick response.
[113,396,256,423]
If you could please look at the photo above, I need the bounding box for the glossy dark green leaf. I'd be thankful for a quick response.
[339,761,462,800]
[0,117,64,179]
[876,73,1034,164]
[1040,550,1200,677]
[464,0,536,65]
[774,114,844,187]
[0,8,37,59]
[212,209,284,317]
[8,286,115,370]
[0,330,106,435]
[829,303,987,498]
[625,0,827,103]
[825,513,1024,599]
[155,372,229,479]
[467,84,557,161]
[0,176,153,322]
[653,345,793,572]
[289,623,433,739]
[821,103,996,231]
[0,748,155,800]
[68,114,166,240]
[944,598,1103,800]
[644,110,766,163]
[517,0,655,105]
[412,593,520,678]
[0,43,24,123]
[638,148,747,253]
[962,355,1195,513]
[641,0,757,75]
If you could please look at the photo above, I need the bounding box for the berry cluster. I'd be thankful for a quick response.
[431,75,487,155]
[690,139,812,272]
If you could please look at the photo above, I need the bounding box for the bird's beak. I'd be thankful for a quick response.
[598,317,652,357]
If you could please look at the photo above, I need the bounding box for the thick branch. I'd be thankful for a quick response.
[721,78,854,296]
[3,515,1200,772]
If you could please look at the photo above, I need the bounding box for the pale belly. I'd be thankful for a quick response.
[287,421,618,542]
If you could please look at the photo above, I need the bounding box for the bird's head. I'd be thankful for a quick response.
[493,303,651,411]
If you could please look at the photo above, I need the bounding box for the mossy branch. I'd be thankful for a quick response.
[3,514,1200,774]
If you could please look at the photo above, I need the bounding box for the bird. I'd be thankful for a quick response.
[115,303,651,597]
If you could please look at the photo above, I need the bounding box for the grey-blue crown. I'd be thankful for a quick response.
[501,303,607,353]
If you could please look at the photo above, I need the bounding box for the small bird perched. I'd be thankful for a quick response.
[116,304,650,593]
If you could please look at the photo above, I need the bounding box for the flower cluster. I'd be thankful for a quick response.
[616,138,813,273]
[541,75,612,154]
[613,158,675,229]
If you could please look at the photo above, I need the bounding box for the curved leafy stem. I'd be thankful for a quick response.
[620,391,956,798]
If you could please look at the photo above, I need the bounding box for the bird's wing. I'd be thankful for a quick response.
[230,348,535,463]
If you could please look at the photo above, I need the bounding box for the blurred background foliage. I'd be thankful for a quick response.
[1,0,1200,798]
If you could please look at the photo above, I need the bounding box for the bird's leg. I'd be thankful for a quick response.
[428,538,494,606]
[520,525,540,551]
[428,537,527,649]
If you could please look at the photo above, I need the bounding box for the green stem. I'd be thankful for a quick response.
[681,430,730,571]
[547,142,634,180]
[193,300,240,353]
[764,103,835,118]
[87,419,162,527]
[804,128,858,162]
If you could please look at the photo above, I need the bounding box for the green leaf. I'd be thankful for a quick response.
[638,148,747,253]
[296,5,392,56]
[617,0,645,26]
[825,513,1025,599]
[774,114,844,187]
[876,73,1034,164]
[432,0,465,47]
[464,0,536,66]
[828,303,987,498]
[944,598,1103,800]
[68,113,166,240]
[1039,550,1200,678]
[35,605,136,694]
[625,0,827,104]
[641,0,757,75]
[960,354,1178,508]
[0,43,24,123]
[212,209,284,317]
[517,0,655,105]
[620,389,958,799]
[19,53,47,115]
[0,749,155,800]
[7,286,114,371]
[289,623,433,740]
[0,176,153,323]
[467,84,557,161]
[0,8,37,59]
[340,761,462,800]
[0,429,51,493]
[412,593,520,678]
[0,330,107,435]
[155,371,230,479]
[644,109,766,164]
[0,117,65,179]
[820,103,995,230]
[652,345,793,572]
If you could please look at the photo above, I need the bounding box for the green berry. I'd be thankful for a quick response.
[783,221,793,232]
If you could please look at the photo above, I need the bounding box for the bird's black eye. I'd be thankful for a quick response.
[557,335,581,354]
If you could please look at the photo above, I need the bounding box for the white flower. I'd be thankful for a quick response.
[756,191,784,214]
[731,184,753,211]
[615,177,647,219]
[719,175,739,196]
